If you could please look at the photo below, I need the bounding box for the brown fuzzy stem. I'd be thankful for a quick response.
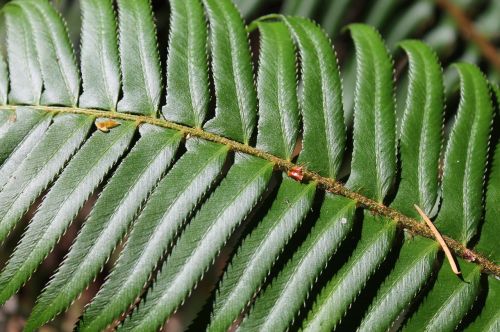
[2,105,499,277]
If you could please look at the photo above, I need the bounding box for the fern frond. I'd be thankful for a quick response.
[0,121,136,308]
[283,16,345,178]
[163,0,209,128]
[202,0,257,144]
[435,63,493,244]
[119,155,273,331]
[255,20,298,160]
[0,113,93,243]
[79,0,120,110]
[0,0,498,330]
[345,24,396,202]
[302,214,397,331]
[208,176,316,331]
[404,259,482,331]
[26,126,182,330]
[79,139,228,332]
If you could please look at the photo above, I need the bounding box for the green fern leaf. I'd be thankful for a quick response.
[356,39,443,331]
[212,15,348,330]
[435,63,493,244]
[0,51,6,105]
[25,126,182,330]
[0,121,136,309]
[202,0,257,144]
[12,0,79,106]
[403,259,482,331]
[340,0,398,122]
[4,4,42,105]
[79,139,228,332]
[0,108,52,188]
[391,40,443,217]
[302,214,397,331]
[208,177,316,331]
[116,0,162,116]
[466,276,500,332]
[296,25,398,321]
[474,138,499,262]
[0,110,11,126]
[163,0,209,128]
[0,114,93,243]
[119,156,273,331]
[346,24,396,202]
[237,194,356,331]
[457,65,499,332]
[283,16,345,178]
[79,0,120,110]
[404,63,493,327]
[0,1,497,330]
[358,237,439,332]
[255,21,299,160]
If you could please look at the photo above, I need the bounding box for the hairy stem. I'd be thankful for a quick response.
[2,105,499,277]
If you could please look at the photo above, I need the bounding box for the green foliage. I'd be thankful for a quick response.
[404,259,482,331]
[0,109,52,187]
[116,0,161,116]
[0,114,93,243]
[238,194,355,331]
[476,142,500,262]
[12,0,80,106]
[0,51,7,105]
[0,121,136,307]
[4,4,42,105]
[435,63,493,244]
[284,16,345,178]
[27,126,182,330]
[80,139,228,331]
[358,237,439,332]
[163,0,209,128]
[209,177,316,332]
[303,214,397,331]
[255,21,298,160]
[466,276,500,331]
[120,155,273,331]
[79,0,120,110]
[346,24,396,202]
[0,0,498,331]
[202,0,257,144]
[391,40,443,218]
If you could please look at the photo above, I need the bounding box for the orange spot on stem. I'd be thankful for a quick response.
[287,166,304,182]
[95,119,121,132]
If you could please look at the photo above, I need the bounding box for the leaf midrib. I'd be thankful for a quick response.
[1,104,498,278]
